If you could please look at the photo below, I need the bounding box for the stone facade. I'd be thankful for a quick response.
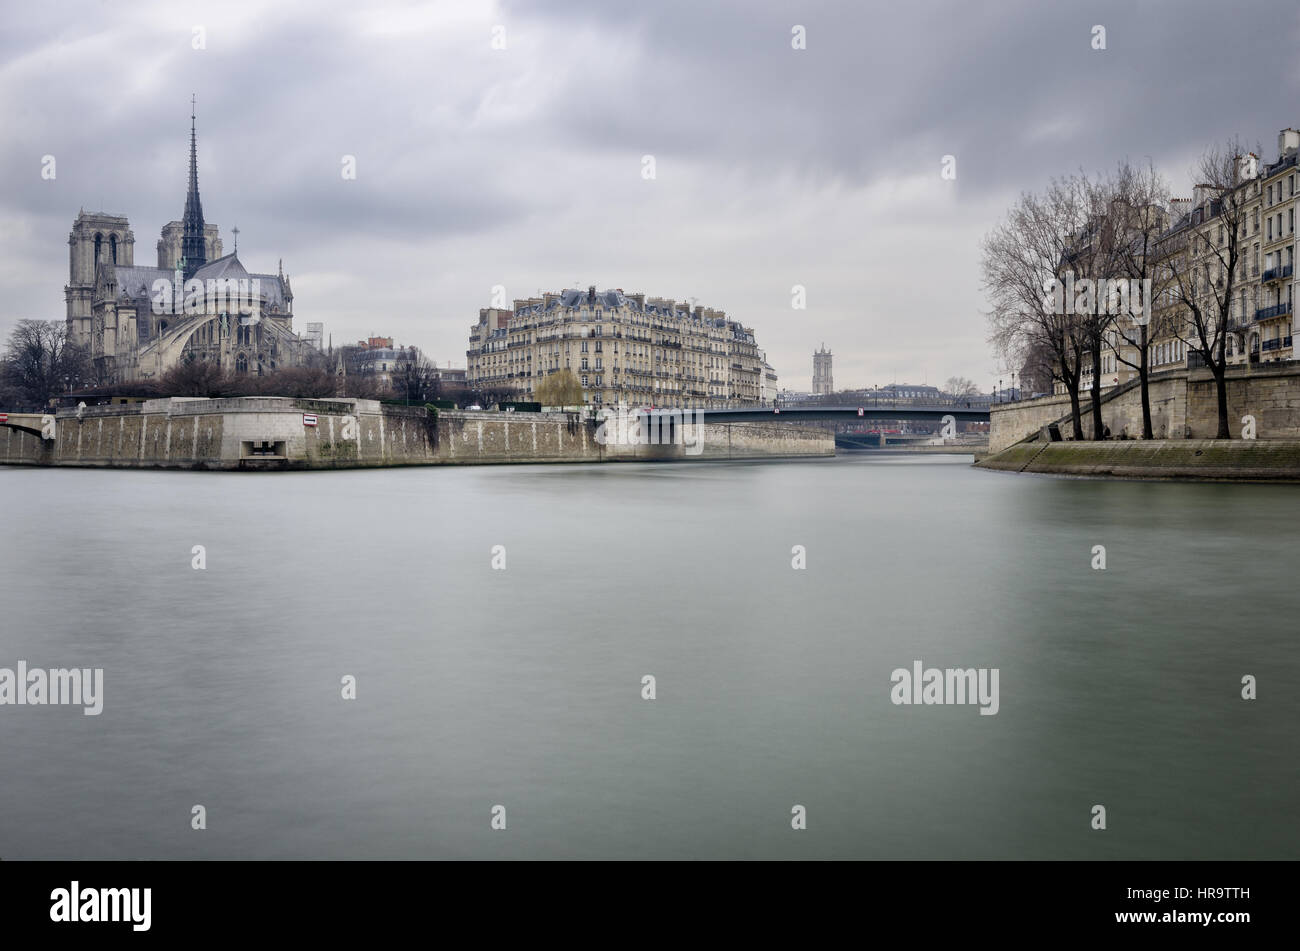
[467,287,766,409]
[64,109,310,384]
[0,399,834,469]
[991,362,1300,451]
[812,344,833,395]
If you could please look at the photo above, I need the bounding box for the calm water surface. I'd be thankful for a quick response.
[0,455,1296,859]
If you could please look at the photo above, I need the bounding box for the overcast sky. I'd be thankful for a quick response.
[4,0,1300,391]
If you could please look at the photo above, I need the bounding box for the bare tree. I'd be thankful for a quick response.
[943,376,978,398]
[1017,337,1056,397]
[1066,172,1134,439]
[389,355,441,405]
[1,320,91,410]
[159,356,229,397]
[1158,140,1256,438]
[983,177,1090,438]
[1104,159,1172,439]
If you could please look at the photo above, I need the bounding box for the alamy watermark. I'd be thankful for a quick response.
[890,660,999,715]
[1044,272,1152,325]
[150,276,261,323]
[0,661,103,715]
[594,407,705,455]
[50,881,150,931]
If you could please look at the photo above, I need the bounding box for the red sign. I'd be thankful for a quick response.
[302,414,318,427]
[0,414,7,423]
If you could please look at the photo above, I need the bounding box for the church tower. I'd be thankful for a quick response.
[181,96,207,279]
[65,211,134,348]
[812,343,833,395]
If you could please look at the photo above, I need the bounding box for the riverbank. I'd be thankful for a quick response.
[0,397,834,469]
[975,438,1300,482]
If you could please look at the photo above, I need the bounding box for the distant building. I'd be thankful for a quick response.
[304,323,324,351]
[467,286,766,407]
[879,383,940,400]
[65,104,310,383]
[344,337,423,385]
[812,344,833,395]
[760,355,778,405]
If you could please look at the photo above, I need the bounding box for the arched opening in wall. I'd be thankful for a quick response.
[94,233,102,268]
[236,353,248,374]
[110,234,118,265]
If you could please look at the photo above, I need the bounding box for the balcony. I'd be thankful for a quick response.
[1255,302,1292,321]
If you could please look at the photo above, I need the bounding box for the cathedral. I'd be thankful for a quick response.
[65,104,311,383]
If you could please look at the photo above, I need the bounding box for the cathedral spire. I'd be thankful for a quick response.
[181,94,206,280]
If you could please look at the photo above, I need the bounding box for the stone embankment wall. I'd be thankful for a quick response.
[0,398,833,469]
[989,363,1300,452]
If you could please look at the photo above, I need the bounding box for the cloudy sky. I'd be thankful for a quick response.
[4,0,1300,391]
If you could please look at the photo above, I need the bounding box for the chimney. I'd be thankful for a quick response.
[1192,183,1215,209]
[1280,129,1300,156]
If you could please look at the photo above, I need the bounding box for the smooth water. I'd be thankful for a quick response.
[0,455,1295,859]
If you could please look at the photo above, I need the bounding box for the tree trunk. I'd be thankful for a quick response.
[1067,386,1083,440]
[1214,365,1230,439]
[1139,327,1153,439]
[1090,346,1104,439]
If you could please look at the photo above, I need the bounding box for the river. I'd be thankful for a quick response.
[0,455,1295,859]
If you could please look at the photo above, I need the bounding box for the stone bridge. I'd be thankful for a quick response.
[0,413,48,438]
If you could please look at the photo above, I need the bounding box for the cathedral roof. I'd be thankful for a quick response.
[108,257,290,309]
[112,265,172,299]
[193,253,250,282]
[249,273,291,309]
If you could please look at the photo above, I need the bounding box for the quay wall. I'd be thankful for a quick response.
[0,398,833,470]
[989,363,1300,452]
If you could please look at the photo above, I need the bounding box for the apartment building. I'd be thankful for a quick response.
[1061,125,1300,397]
[466,286,766,408]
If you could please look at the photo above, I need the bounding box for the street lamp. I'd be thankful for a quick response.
[998,378,1002,403]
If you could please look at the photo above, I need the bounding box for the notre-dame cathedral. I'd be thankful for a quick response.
[65,104,311,383]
